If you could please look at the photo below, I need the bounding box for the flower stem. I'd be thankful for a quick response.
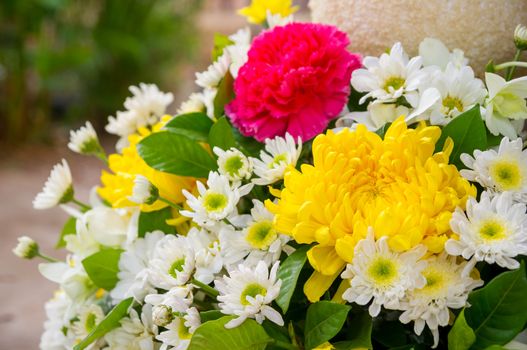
[94,150,108,165]
[37,252,59,263]
[191,278,219,299]
[494,60,527,73]
[505,49,523,80]
[159,197,182,210]
[71,198,91,211]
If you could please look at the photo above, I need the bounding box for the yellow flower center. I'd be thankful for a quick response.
[442,95,464,114]
[418,268,449,296]
[269,153,288,169]
[224,155,244,176]
[246,220,277,249]
[178,318,192,340]
[490,160,522,190]
[367,257,399,286]
[240,283,267,305]
[383,76,405,92]
[478,219,507,241]
[169,258,185,278]
[203,193,228,212]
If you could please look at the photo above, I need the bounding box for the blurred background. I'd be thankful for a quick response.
[0,0,308,348]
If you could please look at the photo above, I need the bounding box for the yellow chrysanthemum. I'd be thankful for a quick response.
[238,0,298,25]
[267,117,475,302]
[98,116,197,213]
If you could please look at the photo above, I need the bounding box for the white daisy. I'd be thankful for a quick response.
[80,206,130,248]
[351,42,428,107]
[68,121,103,156]
[128,175,159,205]
[155,307,201,350]
[446,191,527,270]
[220,200,291,268]
[215,261,283,328]
[40,290,75,350]
[181,172,253,228]
[33,159,74,210]
[177,92,205,115]
[484,73,527,139]
[418,38,468,70]
[225,28,251,78]
[71,304,105,342]
[12,236,38,259]
[460,137,527,201]
[149,235,195,290]
[341,230,427,317]
[251,133,302,185]
[213,147,253,183]
[64,218,100,259]
[104,305,158,350]
[200,88,217,120]
[266,10,293,28]
[111,231,164,303]
[195,53,231,89]
[186,228,223,284]
[398,253,483,348]
[145,286,193,317]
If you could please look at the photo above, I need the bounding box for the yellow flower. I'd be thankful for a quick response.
[267,117,475,302]
[98,116,197,213]
[238,0,298,25]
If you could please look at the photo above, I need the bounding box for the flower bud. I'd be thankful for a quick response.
[514,24,527,50]
[13,236,39,259]
[128,175,159,205]
[152,304,173,327]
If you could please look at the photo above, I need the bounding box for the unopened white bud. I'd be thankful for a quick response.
[128,175,158,205]
[152,304,173,327]
[13,236,39,259]
[514,24,527,50]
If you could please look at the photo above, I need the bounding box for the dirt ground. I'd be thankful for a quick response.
[0,135,106,349]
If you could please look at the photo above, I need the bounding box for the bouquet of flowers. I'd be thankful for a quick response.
[14,1,527,349]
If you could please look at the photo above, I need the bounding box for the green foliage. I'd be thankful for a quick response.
[212,33,234,61]
[137,131,217,178]
[73,297,133,350]
[164,112,213,142]
[375,122,392,139]
[448,310,476,350]
[276,245,310,313]
[209,116,237,152]
[55,216,76,248]
[187,316,272,350]
[199,310,224,323]
[343,309,373,349]
[213,71,235,119]
[464,263,527,349]
[137,207,175,238]
[304,301,351,349]
[82,248,122,291]
[435,105,488,168]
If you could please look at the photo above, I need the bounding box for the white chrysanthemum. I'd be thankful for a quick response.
[79,206,131,248]
[484,73,527,139]
[177,92,205,115]
[187,228,223,284]
[149,235,195,289]
[341,230,427,317]
[64,218,100,259]
[33,159,73,210]
[215,261,283,328]
[446,191,527,270]
[351,42,428,107]
[145,286,193,316]
[418,38,468,70]
[128,175,158,205]
[13,236,38,259]
[399,253,483,348]
[195,54,231,89]
[514,24,527,50]
[460,137,527,201]
[40,290,75,350]
[426,63,487,125]
[251,133,302,185]
[68,121,101,155]
[213,147,253,183]
[220,200,291,268]
[105,305,158,350]
[71,304,105,342]
[266,10,293,28]
[181,172,253,228]
[154,306,200,350]
[111,231,164,303]
[225,28,251,78]
[200,88,217,120]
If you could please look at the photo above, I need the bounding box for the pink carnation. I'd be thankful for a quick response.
[226,22,361,142]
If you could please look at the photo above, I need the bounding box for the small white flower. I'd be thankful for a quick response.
[68,121,102,155]
[149,235,195,289]
[418,38,468,70]
[220,200,291,268]
[79,206,131,248]
[195,54,231,89]
[128,175,159,205]
[214,147,253,183]
[39,257,95,302]
[111,231,164,303]
[71,304,105,341]
[187,228,223,284]
[33,159,73,210]
[152,304,174,327]
[181,172,253,228]
[225,28,251,78]
[145,286,193,315]
[200,88,217,120]
[40,290,75,350]
[215,261,283,328]
[178,92,205,115]
[484,73,527,139]
[105,305,158,350]
[266,10,293,28]
[514,24,527,50]
[13,236,39,259]
[447,191,527,269]
[351,42,428,107]
[251,133,302,185]
[460,137,527,201]
[398,253,483,348]
[341,229,427,317]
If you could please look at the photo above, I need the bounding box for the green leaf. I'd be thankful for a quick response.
[233,128,264,157]
[344,309,373,349]
[435,105,487,168]
[187,316,272,350]
[448,309,476,350]
[276,245,311,313]
[212,33,234,61]
[199,310,224,323]
[137,207,175,238]
[82,248,122,290]
[465,263,527,349]
[213,71,234,119]
[304,301,351,350]
[56,216,76,248]
[73,297,133,350]
[375,122,392,139]
[208,116,237,152]
[137,131,217,178]
[164,112,213,142]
